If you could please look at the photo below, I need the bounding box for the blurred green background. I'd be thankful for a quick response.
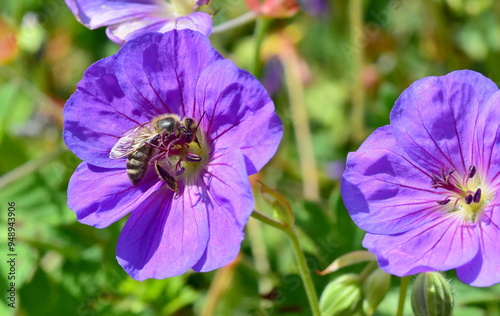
[1,0,500,315]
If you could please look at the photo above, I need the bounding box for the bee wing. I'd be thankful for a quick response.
[109,124,153,159]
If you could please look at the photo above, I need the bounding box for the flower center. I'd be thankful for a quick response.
[431,165,493,222]
[151,122,210,195]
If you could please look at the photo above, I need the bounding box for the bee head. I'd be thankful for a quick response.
[183,118,197,131]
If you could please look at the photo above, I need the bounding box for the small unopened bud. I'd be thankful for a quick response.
[362,268,391,316]
[319,274,363,316]
[258,181,294,226]
[411,272,454,316]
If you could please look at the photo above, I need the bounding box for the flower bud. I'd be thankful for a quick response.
[411,272,454,316]
[319,274,363,316]
[362,268,391,316]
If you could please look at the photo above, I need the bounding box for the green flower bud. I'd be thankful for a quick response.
[320,274,363,316]
[411,272,454,316]
[362,268,391,316]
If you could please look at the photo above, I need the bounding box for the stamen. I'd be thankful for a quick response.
[468,165,476,178]
[473,188,481,203]
[186,154,202,162]
[465,194,473,205]
[176,167,185,176]
[437,198,450,205]
[444,169,455,181]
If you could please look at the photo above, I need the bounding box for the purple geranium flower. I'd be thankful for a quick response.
[65,0,212,45]
[342,70,500,287]
[63,30,282,280]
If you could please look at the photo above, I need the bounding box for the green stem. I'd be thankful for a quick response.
[250,17,270,78]
[396,276,410,316]
[285,228,321,316]
[251,209,288,231]
[283,57,320,201]
[358,260,378,282]
[251,210,321,316]
[349,0,365,143]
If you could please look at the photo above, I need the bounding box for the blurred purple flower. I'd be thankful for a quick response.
[298,0,329,18]
[342,70,500,287]
[261,57,284,95]
[65,0,212,45]
[63,30,282,280]
[326,160,345,181]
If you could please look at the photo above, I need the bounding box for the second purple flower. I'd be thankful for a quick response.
[342,70,500,287]
[65,0,212,45]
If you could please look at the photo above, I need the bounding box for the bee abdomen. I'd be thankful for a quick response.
[126,145,152,185]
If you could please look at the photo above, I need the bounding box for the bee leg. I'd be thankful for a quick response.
[154,161,179,195]
[145,134,162,151]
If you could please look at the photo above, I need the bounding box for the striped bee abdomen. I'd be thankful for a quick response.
[126,144,152,185]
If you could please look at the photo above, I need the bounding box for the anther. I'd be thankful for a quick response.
[465,194,473,204]
[176,167,185,176]
[473,188,481,203]
[468,165,476,178]
[437,198,451,205]
[443,169,454,182]
[186,154,202,162]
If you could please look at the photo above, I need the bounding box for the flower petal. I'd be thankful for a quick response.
[116,184,209,280]
[106,12,212,45]
[342,126,445,234]
[65,0,159,29]
[363,214,479,276]
[68,162,160,228]
[114,30,221,120]
[196,0,210,6]
[456,205,500,286]
[106,17,170,46]
[192,148,253,272]
[63,56,151,168]
[391,70,498,176]
[472,91,500,186]
[196,59,283,174]
[158,12,212,36]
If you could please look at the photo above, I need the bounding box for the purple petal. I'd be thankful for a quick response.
[391,70,498,176]
[68,162,160,228]
[196,0,210,7]
[472,91,500,187]
[65,0,159,29]
[261,57,284,95]
[342,126,445,234]
[195,59,283,174]
[456,205,500,286]
[116,183,210,280]
[192,148,253,272]
[114,30,221,120]
[63,56,151,168]
[106,12,212,45]
[298,0,329,18]
[363,214,479,276]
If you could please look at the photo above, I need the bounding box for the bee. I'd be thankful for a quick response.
[109,114,198,189]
